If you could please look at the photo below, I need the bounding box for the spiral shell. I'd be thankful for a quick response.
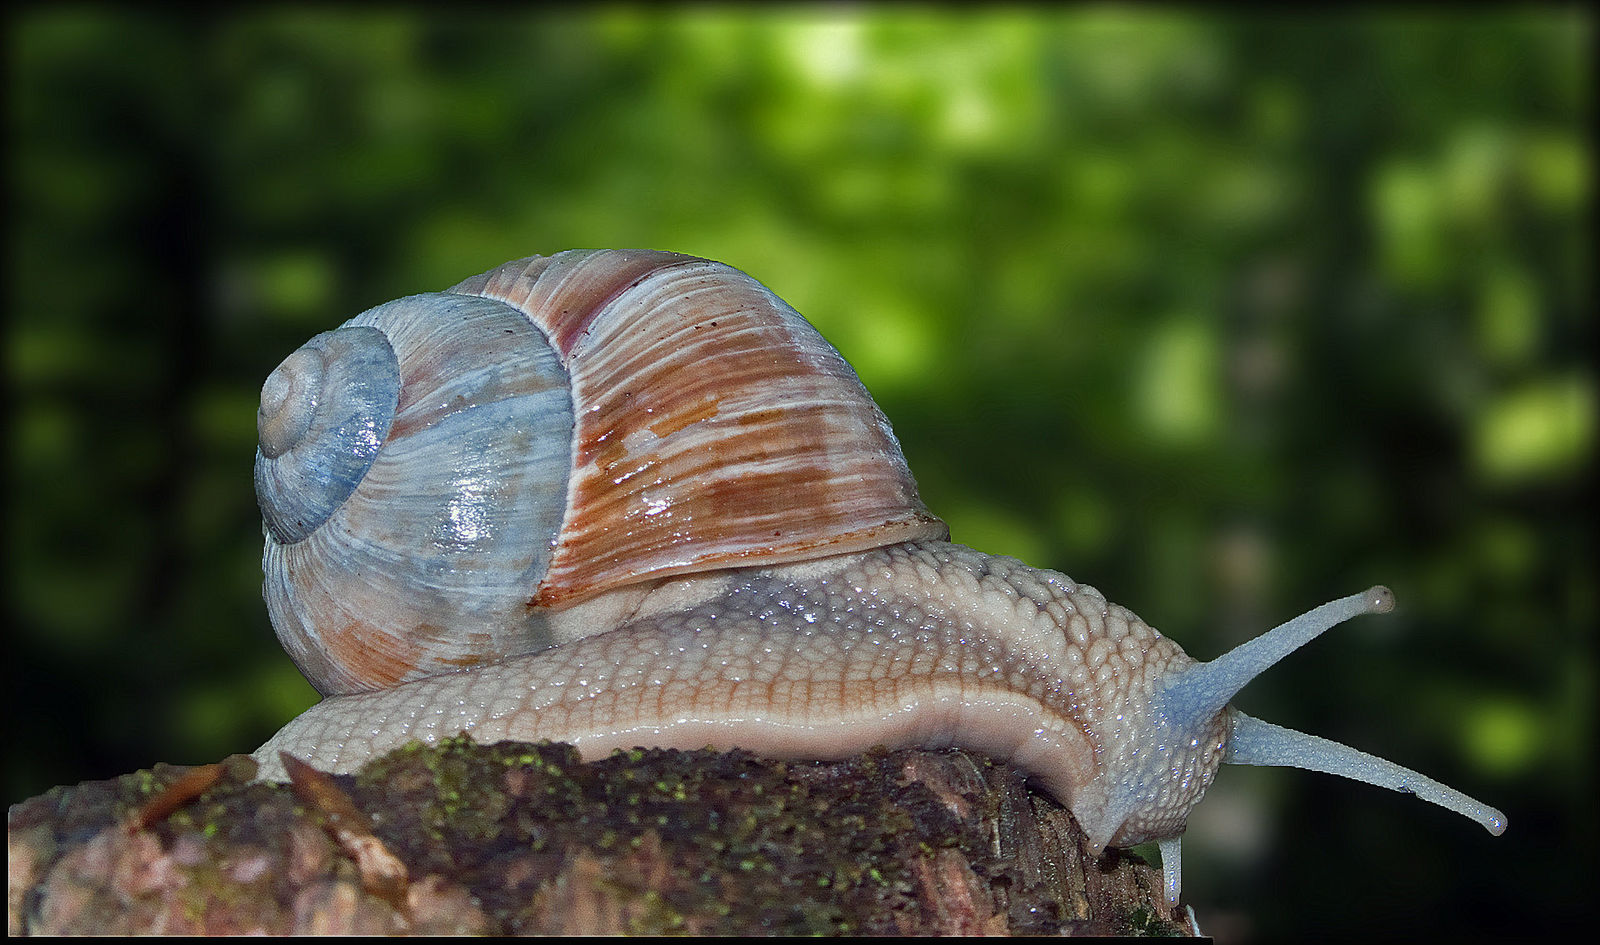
[255,250,947,695]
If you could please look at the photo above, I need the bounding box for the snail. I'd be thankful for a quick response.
[250,249,1506,906]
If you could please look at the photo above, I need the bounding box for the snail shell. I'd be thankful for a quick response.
[255,249,946,695]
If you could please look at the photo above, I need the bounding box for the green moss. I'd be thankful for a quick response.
[1124,904,1185,937]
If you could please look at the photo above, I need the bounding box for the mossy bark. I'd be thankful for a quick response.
[8,738,1195,935]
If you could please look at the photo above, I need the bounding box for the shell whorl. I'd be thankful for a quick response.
[256,250,947,696]
[254,326,400,543]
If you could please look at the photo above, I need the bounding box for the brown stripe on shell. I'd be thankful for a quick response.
[450,249,947,606]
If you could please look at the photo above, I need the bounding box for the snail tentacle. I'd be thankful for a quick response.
[1224,710,1507,835]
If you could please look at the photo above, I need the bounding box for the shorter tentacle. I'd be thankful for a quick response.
[1156,835,1182,908]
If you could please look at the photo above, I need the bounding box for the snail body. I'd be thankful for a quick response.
[252,250,1505,905]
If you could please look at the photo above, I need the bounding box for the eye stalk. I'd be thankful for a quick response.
[1161,586,1397,731]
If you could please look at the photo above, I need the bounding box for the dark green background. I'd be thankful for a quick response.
[5,8,1589,940]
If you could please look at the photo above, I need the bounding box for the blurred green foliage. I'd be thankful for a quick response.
[5,7,1590,939]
